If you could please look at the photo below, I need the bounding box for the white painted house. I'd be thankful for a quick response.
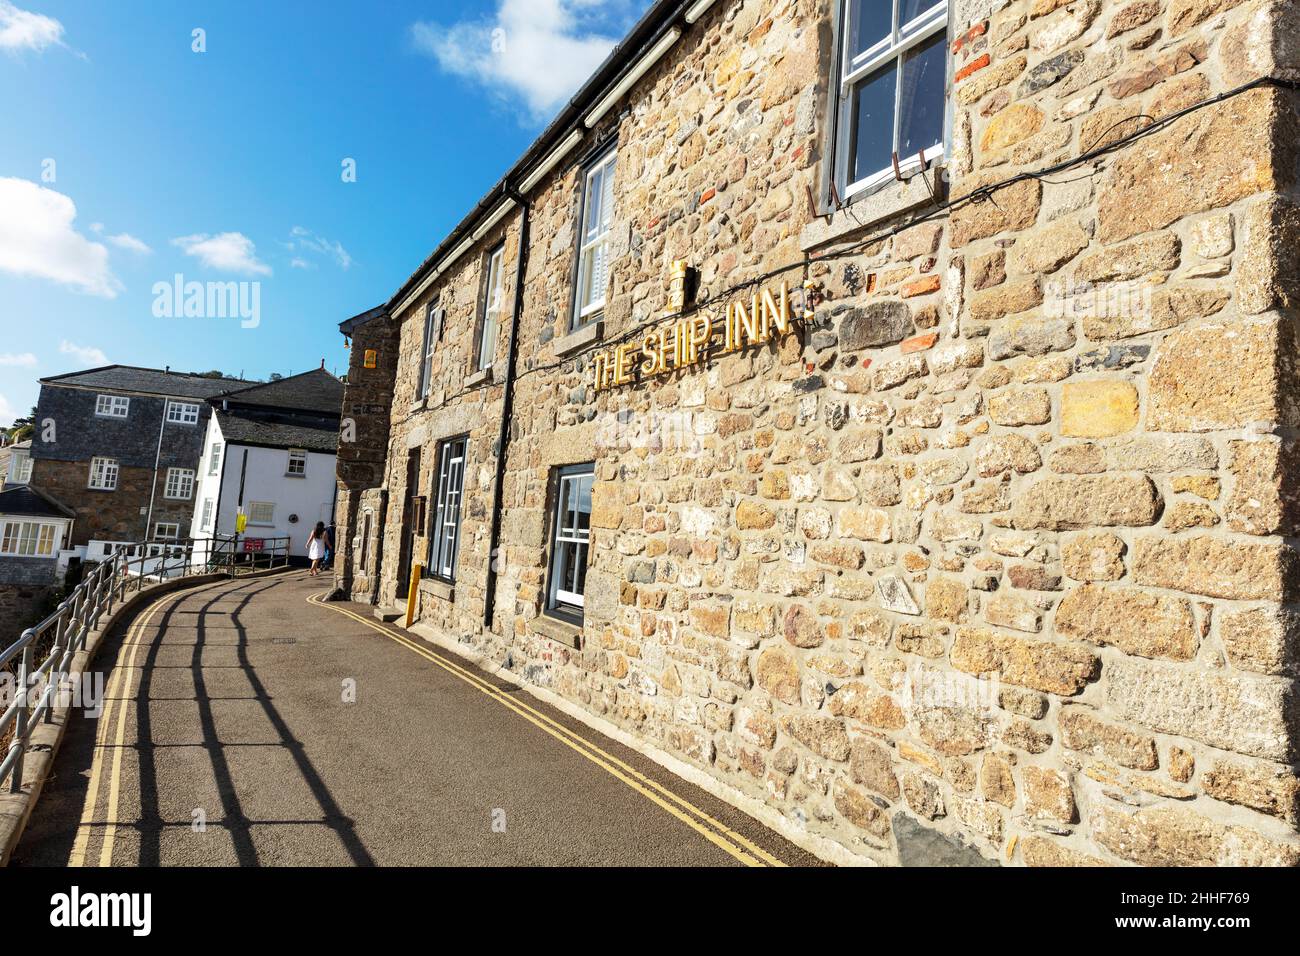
[190,369,343,561]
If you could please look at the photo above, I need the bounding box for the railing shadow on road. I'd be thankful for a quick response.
[136,575,375,867]
[25,573,375,867]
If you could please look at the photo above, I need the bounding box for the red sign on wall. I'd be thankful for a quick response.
[243,538,265,553]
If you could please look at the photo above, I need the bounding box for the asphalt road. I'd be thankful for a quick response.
[13,572,820,867]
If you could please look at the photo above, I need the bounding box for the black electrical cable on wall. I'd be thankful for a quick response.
[413,73,1299,415]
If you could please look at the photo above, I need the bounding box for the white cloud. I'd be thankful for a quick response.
[0,178,121,298]
[59,340,108,367]
[0,392,18,428]
[0,352,36,367]
[106,232,151,254]
[0,1,64,54]
[411,0,623,121]
[287,226,352,270]
[289,257,312,270]
[172,232,272,276]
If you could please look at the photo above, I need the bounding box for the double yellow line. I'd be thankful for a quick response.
[68,588,175,867]
[308,593,785,867]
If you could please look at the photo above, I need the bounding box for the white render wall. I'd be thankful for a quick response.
[190,416,337,559]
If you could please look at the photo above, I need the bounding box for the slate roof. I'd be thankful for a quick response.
[213,408,340,453]
[41,365,252,399]
[217,369,344,414]
[0,485,76,519]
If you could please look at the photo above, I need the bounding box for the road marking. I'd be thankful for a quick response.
[308,592,786,867]
[68,596,164,868]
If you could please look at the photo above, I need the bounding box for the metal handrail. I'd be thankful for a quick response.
[0,534,292,793]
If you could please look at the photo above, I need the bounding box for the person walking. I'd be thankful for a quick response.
[306,521,331,577]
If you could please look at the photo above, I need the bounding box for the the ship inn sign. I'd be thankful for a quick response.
[591,263,813,393]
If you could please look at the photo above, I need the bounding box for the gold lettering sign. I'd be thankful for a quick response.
[592,281,798,393]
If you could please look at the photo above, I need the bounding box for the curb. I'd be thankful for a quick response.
[0,566,295,867]
[405,619,869,868]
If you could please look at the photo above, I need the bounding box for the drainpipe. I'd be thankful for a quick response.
[483,195,530,630]
[142,398,168,541]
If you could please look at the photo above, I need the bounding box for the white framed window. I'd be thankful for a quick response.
[164,467,195,500]
[0,521,59,557]
[88,456,119,490]
[546,464,594,621]
[835,0,948,200]
[428,436,467,582]
[11,452,32,484]
[200,498,215,531]
[95,394,130,418]
[166,400,201,425]
[287,449,307,477]
[208,442,223,476]
[247,501,275,526]
[418,302,440,399]
[574,149,617,328]
[478,245,506,372]
[154,522,180,540]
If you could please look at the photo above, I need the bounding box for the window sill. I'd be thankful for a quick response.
[284,473,306,479]
[532,612,582,649]
[86,487,117,493]
[801,170,941,253]
[554,320,603,358]
[465,366,493,389]
[419,577,455,602]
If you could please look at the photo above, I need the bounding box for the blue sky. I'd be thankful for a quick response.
[0,0,649,425]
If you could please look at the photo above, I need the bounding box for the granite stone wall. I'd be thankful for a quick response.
[336,0,1300,865]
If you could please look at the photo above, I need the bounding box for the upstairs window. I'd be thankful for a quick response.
[573,148,617,329]
[11,452,32,485]
[834,0,948,200]
[428,436,467,582]
[95,394,130,418]
[545,464,594,623]
[418,302,440,399]
[166,401,201,425]
[208,442,223,476]
[89,456,119,490]
[477,245,506,372]
[287,449,307,477]
[200,498,215,531]
[164,467,195,500]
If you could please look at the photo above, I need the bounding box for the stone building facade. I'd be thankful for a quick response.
[334,0,1300,865]
[30,366,247,548]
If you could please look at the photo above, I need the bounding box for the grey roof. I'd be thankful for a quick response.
[41,365,253,399]
[217,369,344,415]
[0,485,75,519]
[214,408,339,454]
[339,305,388,336]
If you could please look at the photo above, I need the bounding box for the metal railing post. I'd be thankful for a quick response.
[8,639,33,793]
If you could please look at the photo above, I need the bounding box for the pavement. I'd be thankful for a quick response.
[12,572,821,867]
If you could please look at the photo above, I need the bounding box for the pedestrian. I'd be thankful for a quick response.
[306,521,330,577]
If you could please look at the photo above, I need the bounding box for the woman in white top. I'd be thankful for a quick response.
[306,521,330,577]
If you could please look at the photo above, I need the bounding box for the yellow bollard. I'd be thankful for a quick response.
[404,563,422,628]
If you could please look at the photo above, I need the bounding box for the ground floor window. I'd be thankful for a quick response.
[247,501,275,526]
[200,498,215,531]
[154,522,180,540]
[546,463,593,622]
[0,520,58,557]
[89,456,119,490]
[429,436,467,582]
